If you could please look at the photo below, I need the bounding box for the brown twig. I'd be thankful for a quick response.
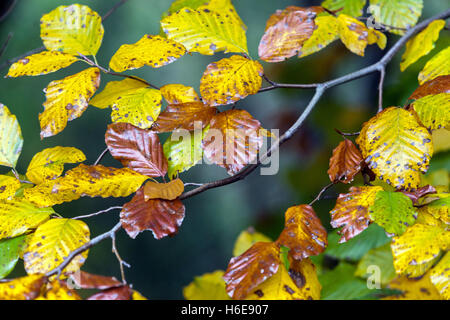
[93,147,109,166]
[111,232,130,284]
[73,206,123,220]
[309,182,335,206]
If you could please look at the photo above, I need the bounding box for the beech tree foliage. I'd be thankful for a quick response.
[0,0,449,300]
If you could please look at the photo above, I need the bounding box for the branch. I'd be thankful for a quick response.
[72,206,123,220]
[93,147,109,166]
[181,9,450,201]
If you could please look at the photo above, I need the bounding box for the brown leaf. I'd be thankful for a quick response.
[327,139,363,183]
[120,188,185,239]
[88,285,133,300]
[223,242,280,299]
[151,102,217,132]
[105,122,168,177]
[258,6,323,62]
[409,75,450,100]
[71,271,122,290]
[400,185,437,205]
[202,109,264,175]
[143,178,184,201]
[276,205,327,260]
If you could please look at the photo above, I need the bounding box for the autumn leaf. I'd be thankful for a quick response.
[69,271,122,290]
[88,285,133,300]
[0,197,54,239]
[418,46,450,85]
[109,35,186,72]
[0,103,23,168]
[258,6,323,62]
[400,20,445,71]
[356,107,433,190]
[233,228,272,257]
[411,93,450,131]
[24,218,90,275]
[276,205,327,260]
[40,4,104,56]
[0,275,46,300]
[6,51,78,78]
[152,102,216,133]
[0,175,20,200]
[202,109,264,175]
[24,164,148,207]
[298,15,340,58]
[322,0,366,17]
[26,146,86,185]
[0,235,27,279]
[430,252,450,299]
[330,186,383,242]
[39,67,100,138]
[327,139,363,183]
[105,123,167,177]
[161,7,248,55]
[384,273,441,300]
[200,55,263,106]
[368,191,417,235]
[223,241,280,299]
[90,78,148,109]
[160,84,200,104]
[400,185,437,205]
[183,270,231,300]
[354,244,396,286]
[120,188,185,239]
[409,75,450,100]
[36,280,81,300]
[368,0,423,35]
[143,179,184,201]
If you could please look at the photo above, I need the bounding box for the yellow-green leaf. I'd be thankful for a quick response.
[109,35,186,72]
[419,47,450,85]
[233,228,272,257]
[322,0,366,17]
[0,235,27,279]
[400,20,445,71]
[40,4,104,56]
[354,244,396,286]
[0,197,54,239]
[90,78,149,109]
[23,218,90,275]
[298,15,340,58]
[0,175,20,200]
[356,107,433,190]
[0,275,46,300]
[183,270,231,300]
[6,51,78,78]
[26,146,86,185]
[412,93,450,130]
[160,84,200,104]
[368,0,423,35]
[430,252,450,299]
[200,55,263,106]
[24,164,148,207]
[39,67,101,138]
[384,273,442,300]
[160,7,248,55]
[0,103,23,168]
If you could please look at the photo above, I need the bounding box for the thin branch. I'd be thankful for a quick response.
[377,66,386,113]
[111,232,130,284]
[94,147,109,165]
[309,182,335,206]
[101,0,131,22]
[0,0,18,22]
[334,128,360,137]
[0,33,13,59]
[73,206,123,220]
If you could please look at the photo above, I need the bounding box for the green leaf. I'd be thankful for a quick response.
[0,235,27,279]
[355,243,397,286]
[322,0,366,17]
[369,191,418,235]
[325,224,390,261]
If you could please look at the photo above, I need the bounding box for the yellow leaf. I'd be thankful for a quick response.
[299,15,340,58]
[24,218,90,275]
[160,84,200,104]
[400,20,445,72]
[356,107,433,190]
[40,4,104,56]
[6,51,78,78]
[0,197,54,240]
[24,164,148,207]
[90,78,148,109]
[412,93,450,130]
[183,270,231,300]
[419,46,450,85]
[109,35,186,72]
[26,146,86,185]
[233,228,272,257]
[337,14,386,56]
[432,129,450,154]
[161,7,248,55]
[430,252,450,299]
[322,0,366,17]
[200,55,263,106]
[0,175,20,200]
[0,103,23,168]
[39,67,101,138]
[143,178,184,201]
[110,88,162,129]
[36,280,81,300]
[132,290,148,300]
[0,275,46,300]
[384,273,442,300]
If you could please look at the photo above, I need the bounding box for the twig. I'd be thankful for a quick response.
[111,232,130,284]
[0,0,18,22]
[184,183,204,187]
[334,128,360,137]
[377,66,386,113]
[101,0,131,22]
[94,147,109,165]
[309,182,335,206]
[73,206,123,220]
[0,33,13,59]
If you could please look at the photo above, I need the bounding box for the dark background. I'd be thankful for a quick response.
[0,0,448,299]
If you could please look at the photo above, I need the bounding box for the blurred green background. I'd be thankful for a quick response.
[0,0,449,299]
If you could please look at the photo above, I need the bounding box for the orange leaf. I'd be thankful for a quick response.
[120,188,185,239]
[409,75,450,100]
[143,178,184,201]
[223,242,280,299]
[70,271,122,290]
[327,139,363,183]
[277,205,327,260]
[105,123,168,177]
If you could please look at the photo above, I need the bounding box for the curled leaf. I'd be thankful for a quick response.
[327,139,363,183]
[143,178,184,201]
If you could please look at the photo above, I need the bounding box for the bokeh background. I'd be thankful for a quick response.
[0,0,449,299]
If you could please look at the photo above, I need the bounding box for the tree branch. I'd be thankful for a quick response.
[73,206,123,220]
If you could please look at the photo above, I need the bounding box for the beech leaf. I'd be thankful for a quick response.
[327,139,363,183]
